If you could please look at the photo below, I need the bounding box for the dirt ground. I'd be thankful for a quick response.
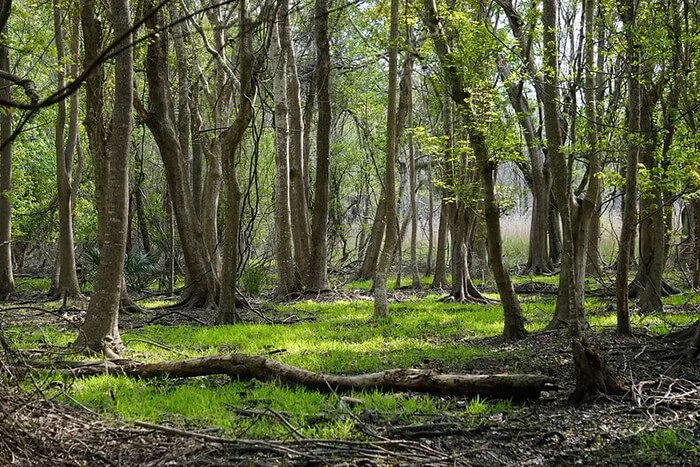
[0,293,698,466]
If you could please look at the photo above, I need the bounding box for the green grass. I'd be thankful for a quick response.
[636,428,698,461]
[6,277,698,441]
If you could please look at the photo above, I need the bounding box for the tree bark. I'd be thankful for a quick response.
[616,0,640,336]
[218,0,258,324]
[271,8,300,298]
[357,197,386,280]
[0,21,14,297]
[308,0,332,291]
[422,0,526,339]
[77,0,133,355]
[541,0,578,334]
[373,0,400,318]
[55,353,558,400]
[282,1,312,284]
[143,1,219,308]
[52,1,81,300]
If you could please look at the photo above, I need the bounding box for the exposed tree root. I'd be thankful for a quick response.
[569,338,626,403]
[439,294,490,305]
[27,353,559,400]
[667,319,700,360]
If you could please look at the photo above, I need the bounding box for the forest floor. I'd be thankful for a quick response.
[0,281,699,466]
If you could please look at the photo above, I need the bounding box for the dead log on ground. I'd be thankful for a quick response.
[36,353,558,400]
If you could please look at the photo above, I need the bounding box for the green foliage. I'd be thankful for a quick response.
[637,428,698,460]
[81,247,160,291]
[240,264,272,297]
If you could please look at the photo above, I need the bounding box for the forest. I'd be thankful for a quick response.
[0,0,698,464]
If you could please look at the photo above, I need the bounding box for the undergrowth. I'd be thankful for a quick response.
[4,279,699,442]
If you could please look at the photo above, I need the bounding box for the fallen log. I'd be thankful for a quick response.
[32,353,559,400]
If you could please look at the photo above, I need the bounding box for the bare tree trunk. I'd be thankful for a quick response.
[77,0,133,355]
[357,197,385,280]
[0,21,14,297]
[308,0,332,291]
[190,85,203,216]
[143,1,219,308]
[282,2,312,284]
[541,0,577,333]
[571,0,602,318]
[218,0,258,323]
[496,57,551,274]
[52,1,81,300]
[616,0,640,336]
[425,162,434,277]
[431,200,448,288]
[373,0,400,318]
[271,7,299,297]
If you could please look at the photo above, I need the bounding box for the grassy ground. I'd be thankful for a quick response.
[5,275,699,450]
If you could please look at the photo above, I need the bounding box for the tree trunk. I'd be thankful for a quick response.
[77,0,133,355]
[373,0,400,319]
[422,0,526,339]
[308,0,332,291]
[282,2,312,284]
[218,0,257,324]
[55,354,558,400]
[271,8,300,298]
[541,0,577,334]
[482,159,527,340]
[52,1,81,300]
[425,161,434,277]
[496,57,551,274]
[0,21,14,297]
[143,1,219,308]
[571,0,602,319]
[357,197,386,280]
[431,199,448,288]
[616,0,640,336]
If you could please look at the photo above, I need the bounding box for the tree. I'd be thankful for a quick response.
[218,0,260,323]
[616,0,640,336]
[142,0,219,309]
[373,0,400,319]
[308,0,332,292]
[51,0,81,300]
[76,0,133,354]
[421,0,527,340]
[0,3,14,297]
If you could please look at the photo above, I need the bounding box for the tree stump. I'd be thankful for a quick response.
[569,338,626,403]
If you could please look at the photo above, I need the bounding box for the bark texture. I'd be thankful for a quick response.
[56,354,558,400]
[78,0,133,354]
[0,21,14,297]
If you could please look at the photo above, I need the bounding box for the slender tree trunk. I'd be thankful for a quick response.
[52,1,81,300]
[271,8,299,297]
[541,0,577,334]
[190,85,203,216]
[77,0,133,355]
[571,0,602,318]
[282,2,312,284]
[432,199,448,288]
[357,197,386,280]
[308,0,332,291]
[616,0,640,336]
[144,0,219,308]
[0,21,14,297]
[425,162,434,277]
[422,0,525,339]
[373,0,400,318]
[496,58,551,274]
[218,0,257,323]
